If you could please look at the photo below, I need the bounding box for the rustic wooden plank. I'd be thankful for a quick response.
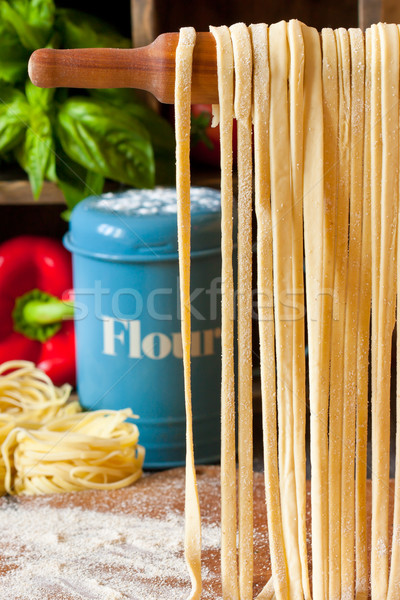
[382,0,400,22]
[137,0,357,35]
[358,0,381,29]
[0,177,125,207]
[0,180,66,206]
[131,0,159,48]
[191,167,221,189]
[0,175,223,207]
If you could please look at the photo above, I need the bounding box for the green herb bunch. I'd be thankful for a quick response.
[0,0,175,217]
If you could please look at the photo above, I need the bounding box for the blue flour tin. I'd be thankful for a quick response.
[64,187,222,468]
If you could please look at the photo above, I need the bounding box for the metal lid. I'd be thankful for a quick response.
[64,187,222,262]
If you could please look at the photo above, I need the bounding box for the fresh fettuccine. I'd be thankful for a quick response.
[174,21,400,599]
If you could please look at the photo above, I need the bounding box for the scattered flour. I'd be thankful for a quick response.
[0,500,221,600]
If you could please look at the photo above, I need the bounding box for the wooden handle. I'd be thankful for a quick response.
[28,32,218,104]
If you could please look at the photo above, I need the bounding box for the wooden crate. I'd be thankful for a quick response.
[131,0,358,48]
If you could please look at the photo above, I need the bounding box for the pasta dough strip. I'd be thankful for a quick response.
[229,22,254,600]
[340,28,364,600]
[250,22,289,600]
[355,26,371,600]
[209,25,239,600]
[171,20,400,600]
[369,25,383,597]
[328,28,351,600]
[287,20,310,600]
[174,27,202,600]
[255,576,275,600]
[269,20,303,599]
[388,30,400,600]
[371,23,399,599]
[321,28,340,600]
[302,23,328,600]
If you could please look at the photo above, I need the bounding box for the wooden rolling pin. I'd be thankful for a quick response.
[28,32,218,104]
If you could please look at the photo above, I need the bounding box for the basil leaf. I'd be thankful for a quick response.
[57,98,155,189]
[89,90,175,184]
[89,88,140,105]
[58,172,104,219]
[123,104,175,185]
[0,0,55,50]
[55,9,130,49]
[15,108,55,199]
[0,86,29,153]
[55,146,105,214]
[88,90,175,153]
[125,104,175,153]
[0,20,29,83]
[84,169,105,196]
[25,80,55,110]
[45,30,61,50]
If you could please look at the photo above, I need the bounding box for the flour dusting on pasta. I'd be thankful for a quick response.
[175,20,400,599]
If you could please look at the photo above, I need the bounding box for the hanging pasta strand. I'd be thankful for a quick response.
[209,24,239,600]
[369,25,383,598]
[328,28,351,600]
[355,26,371,600]
[287,19,311,600]
[170,19,400,600]
[388,29,400,600]
[255,577,275,600]
[339,27,364,600]
[302,22,328,600]
[174,26,202,600]
[229,22,254,600]
[250,22,289,600]
[321,27,341,600]
[269,20,303,599]
[371,22,399,600]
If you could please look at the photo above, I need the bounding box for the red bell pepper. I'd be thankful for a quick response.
[0,235,76,386]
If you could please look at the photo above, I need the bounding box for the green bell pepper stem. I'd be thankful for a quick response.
[22,299,74,325]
